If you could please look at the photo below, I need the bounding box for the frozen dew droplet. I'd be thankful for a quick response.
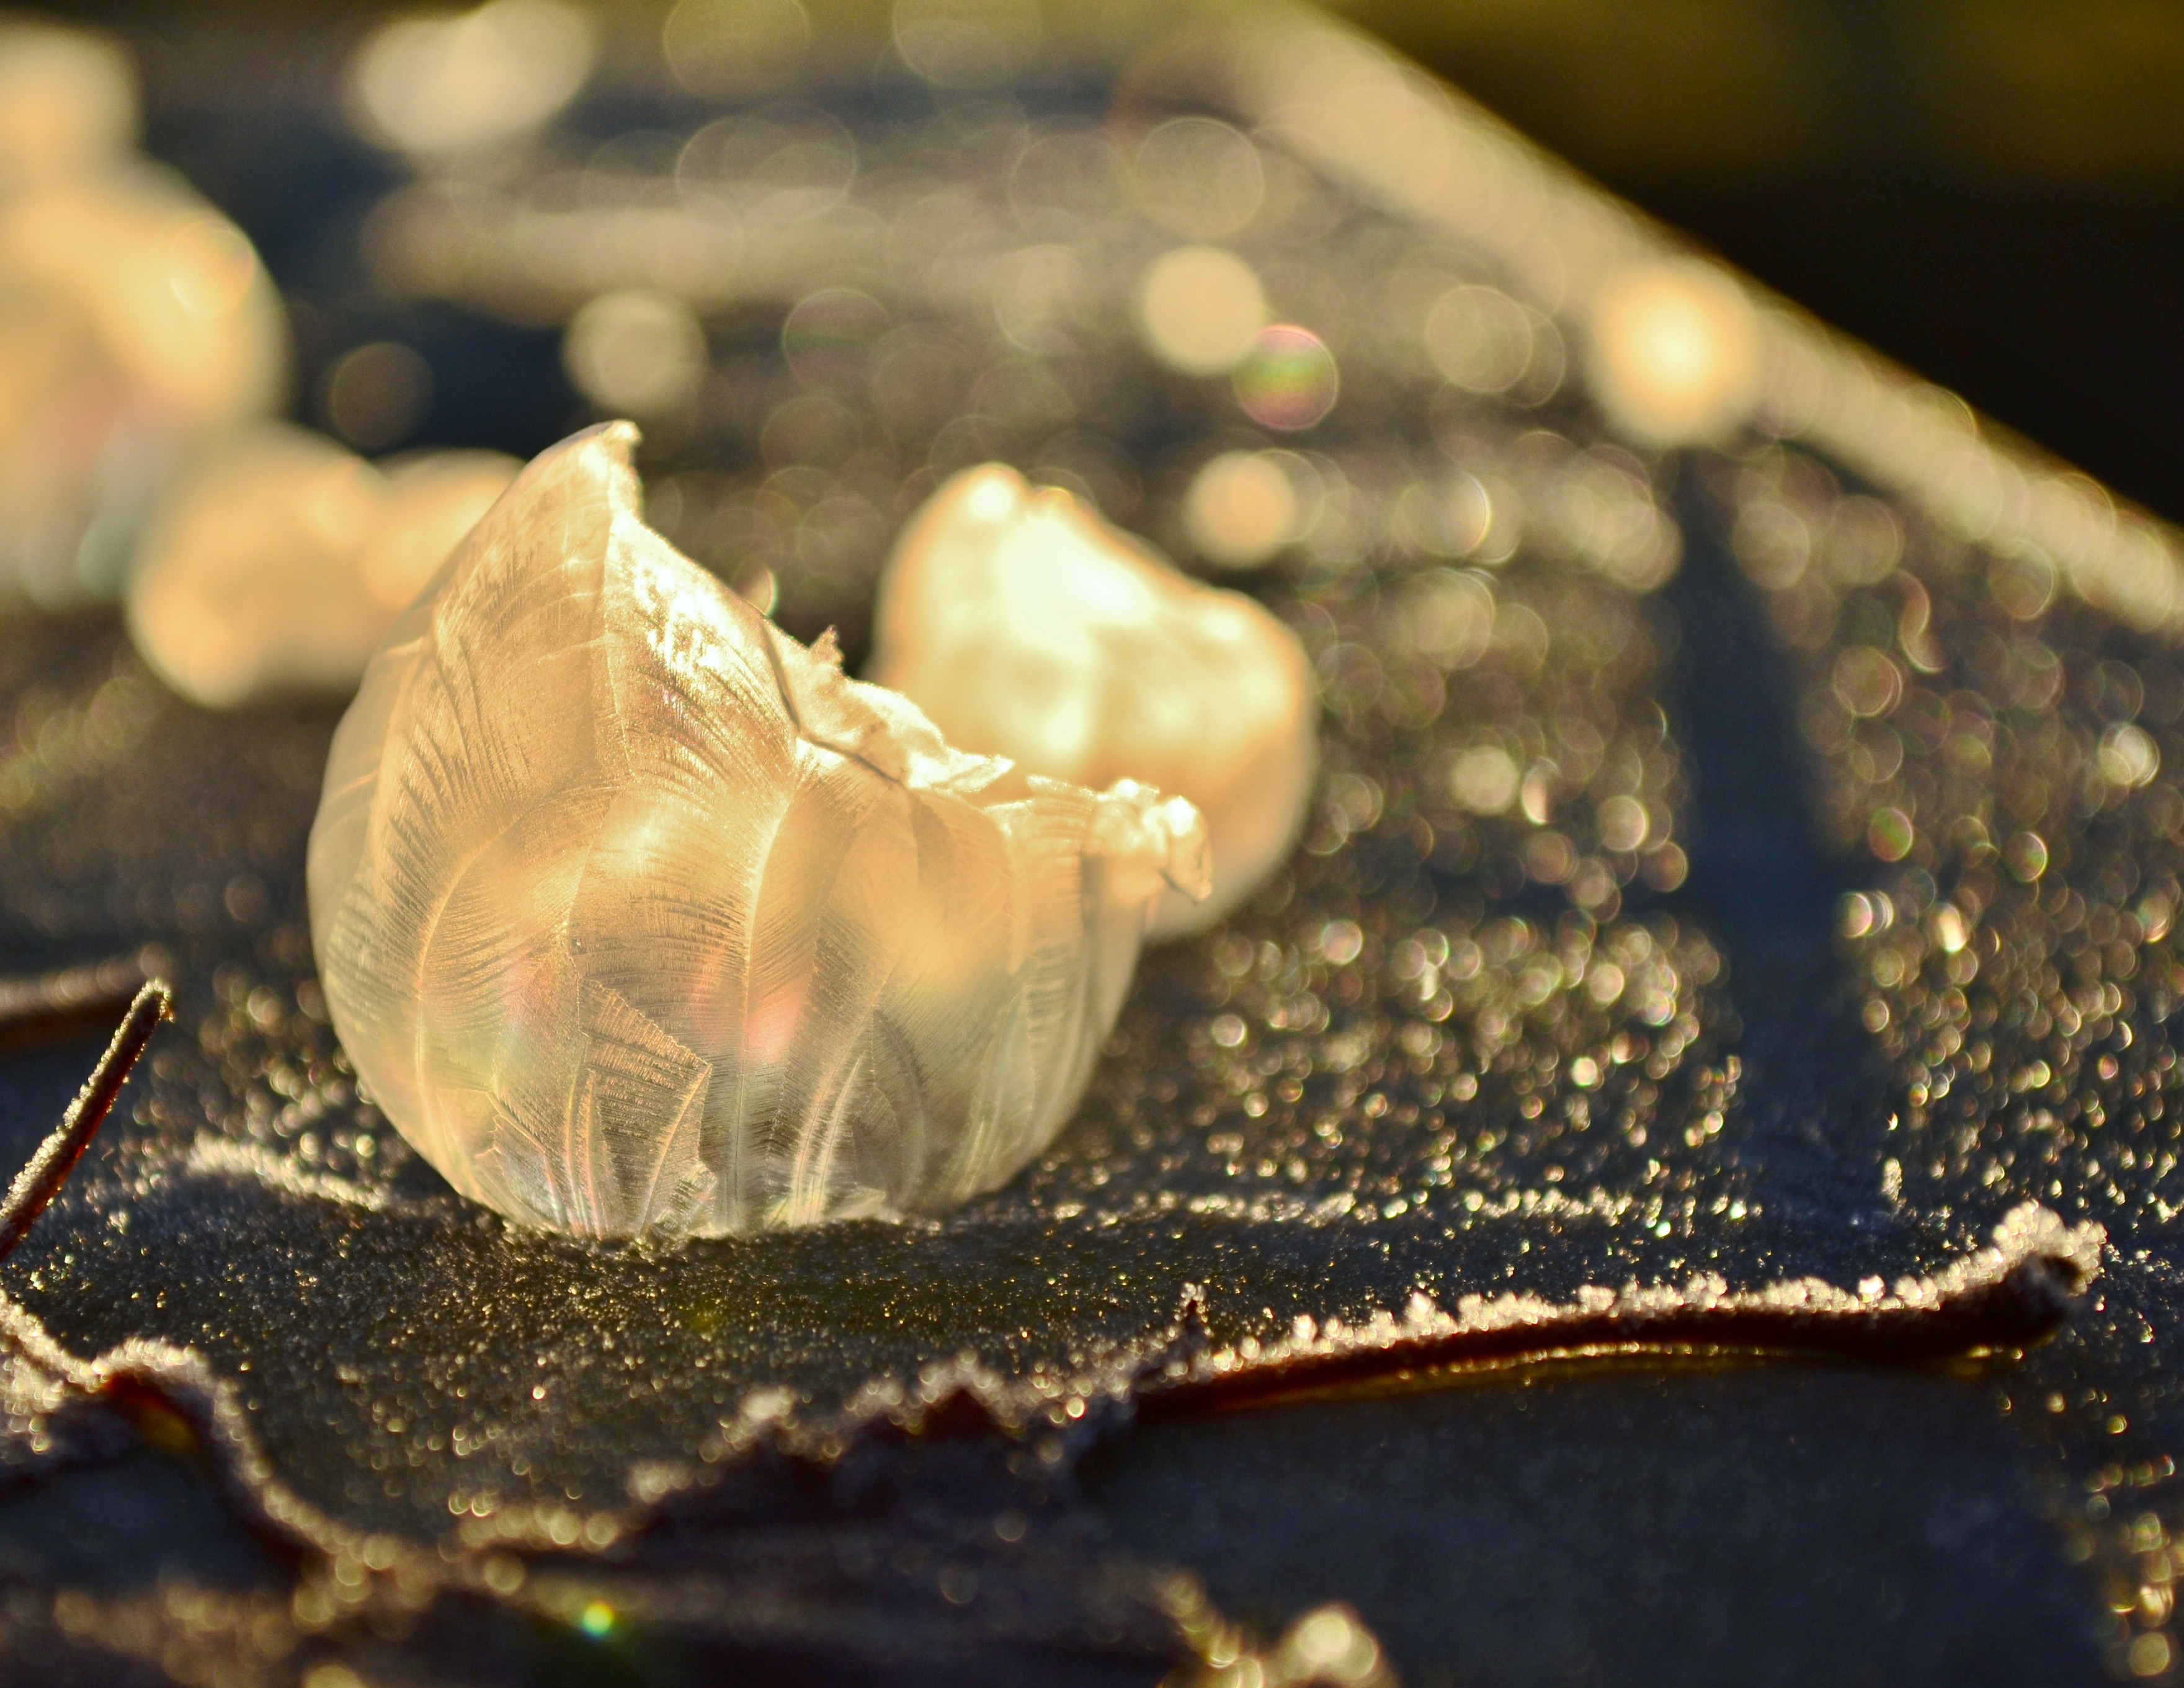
[868,463,1317,940]
[309,425,1208,1237]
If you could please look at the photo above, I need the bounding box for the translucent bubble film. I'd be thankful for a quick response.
[310,422,1205,1236]
[0,4,2175,1685]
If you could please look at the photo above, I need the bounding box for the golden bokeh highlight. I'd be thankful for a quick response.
[563,289,708,417]
[1585,258,1765,447]
[1184,450,1301,569]
[348,0,595,158]
[1134,245,1268,376]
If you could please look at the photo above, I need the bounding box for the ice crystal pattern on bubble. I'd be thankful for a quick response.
[306,422,1205,1237]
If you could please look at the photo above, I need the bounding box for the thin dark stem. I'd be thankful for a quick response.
[0,954,157,1052]
[0,981,169,1263]
[1138,1237,2092,1421]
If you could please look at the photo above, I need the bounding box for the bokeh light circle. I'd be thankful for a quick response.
[1231,324,1337,431]
[782,287,890,391]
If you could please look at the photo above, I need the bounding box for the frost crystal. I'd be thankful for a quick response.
[308,424,1207,1237]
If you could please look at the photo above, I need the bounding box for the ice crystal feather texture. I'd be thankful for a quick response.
[307,423,1209,1237]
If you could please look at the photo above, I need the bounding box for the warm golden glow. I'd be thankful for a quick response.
[1134,245,1268,376]
[1585,258,1764,447]
[1184,450,1301,569]
[870,463,1318,938]
[0,153,287,603]
[125,427,516,708]
[563,288,708,417]
[0,20,135,188]
[348,0,595,158]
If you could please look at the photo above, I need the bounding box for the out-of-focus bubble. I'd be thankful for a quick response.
[1732,499,1811,590]
[2004,830,2049,883]
[782,287,890,391]
[1132,118,1264,239]
[321,340,432,451]
[0,172,287,603]
[1822,494,1903,587]
[0,20,136,188]
[128,426,383,708]
[892,0,1042,88]
[359,450,520,613]
[1424,285,1532,394]
[1134,244,1267,376]
[349,0,595,159]
[563,288,706,416]
[127,425,518,708]
[1185,450,1300,569]
[1533,444,1681,592]
[1585,258,1763,448]
[762,391,861,468]
[969,355,1074,433]
[1232,324,1339,432]
[662,0,810,97]
[871,463,1318,938]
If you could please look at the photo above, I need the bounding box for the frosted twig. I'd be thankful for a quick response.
[0,980,169,1262]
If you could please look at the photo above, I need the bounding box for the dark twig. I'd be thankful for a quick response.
[0,981,169,1263]
[1138,1204,2103,1419]
[0,953,159,1052]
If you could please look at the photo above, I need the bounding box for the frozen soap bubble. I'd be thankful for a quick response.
[308,424,1208,1238]
[0,166,287,605]
[869,464,1318,938]
[127,425,517,708]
